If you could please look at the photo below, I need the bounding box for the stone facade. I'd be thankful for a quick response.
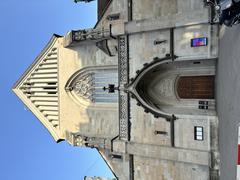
[13,0,220,179]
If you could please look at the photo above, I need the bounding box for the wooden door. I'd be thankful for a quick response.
[177,76,215,99]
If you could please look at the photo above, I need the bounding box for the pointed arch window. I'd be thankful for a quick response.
[66,66,118,105]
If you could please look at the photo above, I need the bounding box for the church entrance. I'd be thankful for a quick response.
[129,59,216,116]
[176,76,215,99]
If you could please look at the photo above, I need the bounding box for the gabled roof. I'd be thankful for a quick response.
[12,35,64,142]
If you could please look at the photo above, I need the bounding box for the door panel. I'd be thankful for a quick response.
[177,76,215,99]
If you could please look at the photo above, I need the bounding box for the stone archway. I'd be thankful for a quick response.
[128,59,217,117]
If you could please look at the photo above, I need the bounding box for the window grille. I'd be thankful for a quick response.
[194,126,204,141]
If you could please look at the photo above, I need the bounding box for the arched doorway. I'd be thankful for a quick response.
[128,59,217,117]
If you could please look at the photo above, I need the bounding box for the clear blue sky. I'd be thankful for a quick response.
[0,1,114,180]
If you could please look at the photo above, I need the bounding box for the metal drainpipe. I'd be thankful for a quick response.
[128,0,133,21]
[170,117,175,147]
[111,135,119,152]
[129,154,134,180]
[168,115,177,147]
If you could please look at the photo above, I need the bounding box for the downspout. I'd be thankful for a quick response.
[128,0,133,21]
[111,135,119,152]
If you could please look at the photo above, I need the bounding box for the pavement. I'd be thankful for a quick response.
[217,24,240,180]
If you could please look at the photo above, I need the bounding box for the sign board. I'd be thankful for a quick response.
[191,37,208,47]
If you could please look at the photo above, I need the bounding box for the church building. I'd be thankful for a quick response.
[13,0,220,179]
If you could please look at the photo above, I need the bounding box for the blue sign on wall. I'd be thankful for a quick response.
[191,37,208,47]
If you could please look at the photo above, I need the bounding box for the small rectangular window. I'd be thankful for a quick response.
[111,154,122,159]
[194,126,204,141]
[106,13,120,21]
[198,101,209,110]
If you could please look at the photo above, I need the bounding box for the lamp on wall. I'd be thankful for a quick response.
[103,84,119,93]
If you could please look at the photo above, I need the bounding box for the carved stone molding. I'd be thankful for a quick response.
[64,27,110,47]
[73,74,93,101]
[118,36,130,141]
[118,36,128,85]
[72,134,87,147]
[119,92,129,140]
[71,133,107,149]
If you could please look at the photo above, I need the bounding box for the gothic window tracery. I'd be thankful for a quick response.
[73,73,94,100]
[65,66,118,105]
